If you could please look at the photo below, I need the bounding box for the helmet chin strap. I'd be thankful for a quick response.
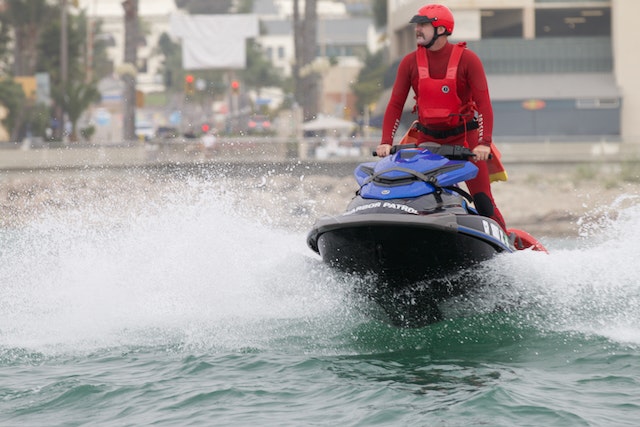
[423,27,442,49]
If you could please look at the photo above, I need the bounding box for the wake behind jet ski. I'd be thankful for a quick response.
[307,143,546,326]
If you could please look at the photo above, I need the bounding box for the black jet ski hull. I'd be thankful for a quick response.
[306,145,546,327]
[307,213,513,327]
[307,211,512,327]
[307,212,511,286]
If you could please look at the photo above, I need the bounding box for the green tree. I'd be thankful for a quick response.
[37,9,83,83]
[156,32,182,92]
[0,12,13,74]
[5,0,53,76]
[0,1,109,142]
[1,0,54,141]
[0,79,25,137]
[91,25,114,80]
[63,81,101,142]
[36,4,96,142]
[236,0,254,14]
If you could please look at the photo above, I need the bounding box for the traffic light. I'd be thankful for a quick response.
[231,80,240,94]
[184,74,194,95]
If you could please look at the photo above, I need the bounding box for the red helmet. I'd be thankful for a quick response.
[409,4,455,35]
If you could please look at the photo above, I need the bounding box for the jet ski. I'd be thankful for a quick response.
[306,143,546,327]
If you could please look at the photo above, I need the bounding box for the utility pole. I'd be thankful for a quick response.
[122,0,138,142]
[56,0,68,141]
[302,0,319,121]
[293,0,301,105]
[293,0,319,122]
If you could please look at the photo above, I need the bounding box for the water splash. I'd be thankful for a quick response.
[476,196,640,345]
[0,174,362,355]
[2,171,640,355]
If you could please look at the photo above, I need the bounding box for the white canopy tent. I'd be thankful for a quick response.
[302,115,356,132]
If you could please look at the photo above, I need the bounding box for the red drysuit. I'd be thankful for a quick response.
[380,42,506,230]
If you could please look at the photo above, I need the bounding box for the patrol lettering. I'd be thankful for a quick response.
[382,202,418,214]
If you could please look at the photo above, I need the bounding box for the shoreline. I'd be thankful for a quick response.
[1,162,638,239]
[491,170,633,238]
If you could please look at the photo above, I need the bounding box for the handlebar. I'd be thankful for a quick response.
[372,143,490,160]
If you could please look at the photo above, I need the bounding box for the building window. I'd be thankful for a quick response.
[576,98,620,109]
[535,7,610,37]
[278,46,285,59]
[481,9,523,38]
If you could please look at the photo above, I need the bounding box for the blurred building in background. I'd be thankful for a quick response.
[79,0,177,94]
[256,0,379,119]
[76,0,635,143]
[77,0,377,138]
[387,0,637,143]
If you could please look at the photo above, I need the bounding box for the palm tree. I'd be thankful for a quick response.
[3,0,53,141]
[5,0,51,76]
[65,81,101,142]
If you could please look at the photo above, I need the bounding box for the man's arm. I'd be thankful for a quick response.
[465,51,494,145]
[380,54,414,146]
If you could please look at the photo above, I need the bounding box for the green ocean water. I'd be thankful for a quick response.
[1,314,639,426]
[1,170,640,426]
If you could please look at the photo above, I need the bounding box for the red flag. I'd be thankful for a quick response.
[488,142,508,182]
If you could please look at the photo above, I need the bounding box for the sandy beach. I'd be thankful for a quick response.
[1,161,638,239]
[264,162,640,238]
[489,164,639,237]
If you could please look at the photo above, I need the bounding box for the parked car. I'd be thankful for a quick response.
[155,126,180,139]
[247,115,272,134]
[135,121,155,141]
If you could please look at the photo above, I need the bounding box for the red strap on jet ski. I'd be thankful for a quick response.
[508,228,548,252]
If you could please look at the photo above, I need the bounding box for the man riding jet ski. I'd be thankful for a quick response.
[306,143,546,326]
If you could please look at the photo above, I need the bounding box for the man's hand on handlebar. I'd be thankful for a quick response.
[472,144,491,162]
[375,144,392,157]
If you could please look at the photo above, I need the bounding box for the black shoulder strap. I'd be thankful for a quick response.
[443,185,474,204]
